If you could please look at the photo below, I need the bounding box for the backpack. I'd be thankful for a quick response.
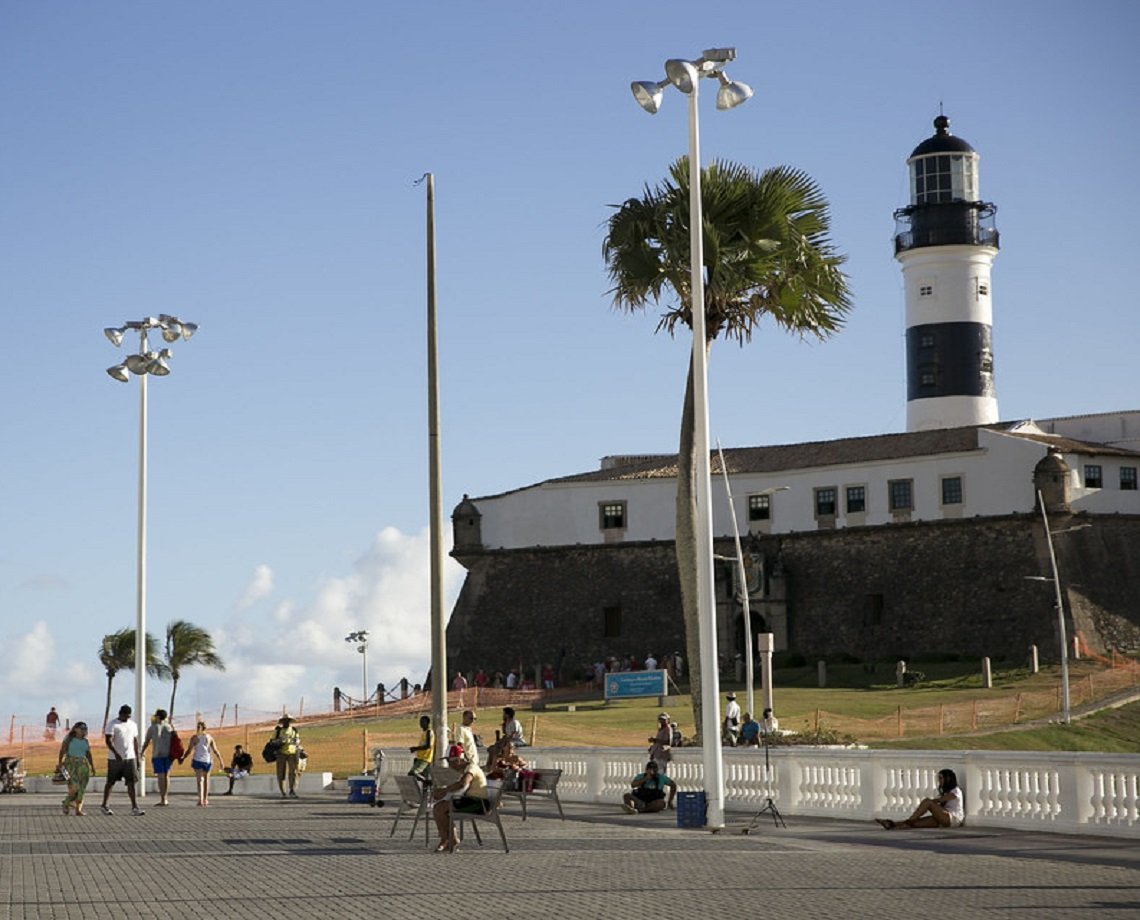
[168,731,185,761]
[262,739,282,763]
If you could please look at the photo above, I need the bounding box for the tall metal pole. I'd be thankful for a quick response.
[1038,489,1071,724]
[686,81,725,829]
[425,173,448,761]
[134,366,148,795]
[716,442,754,717]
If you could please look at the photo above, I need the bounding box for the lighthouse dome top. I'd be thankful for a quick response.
[910,115,976,158]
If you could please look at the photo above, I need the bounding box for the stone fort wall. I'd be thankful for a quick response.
[446,514,1140,679]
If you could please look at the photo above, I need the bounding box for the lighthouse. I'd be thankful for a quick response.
[894,115,1000,431]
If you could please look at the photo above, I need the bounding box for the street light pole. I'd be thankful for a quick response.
[631,48,752,830]
[1038,489,1071,724]
[345,631,369,704]
[105,315,198,795]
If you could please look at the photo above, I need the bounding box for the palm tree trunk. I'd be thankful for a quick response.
[102,676,114,735]
[169,678,179,720]
[674,350,704,742]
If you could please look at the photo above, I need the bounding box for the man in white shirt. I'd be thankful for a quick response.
[644,652,658,671]
[723,693,742,746]
[454,709,479,766]
[101,704,144,816]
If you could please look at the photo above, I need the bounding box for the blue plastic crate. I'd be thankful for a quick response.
[675,790,707,828]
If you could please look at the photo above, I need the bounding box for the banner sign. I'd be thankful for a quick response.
[604,670,667,699]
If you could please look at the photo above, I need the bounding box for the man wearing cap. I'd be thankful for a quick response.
[431,745,489,852]
[723,692,742,746]
[101,705,144,816]
[273,716,301,798]
[648,712,672,766]
[622,760,676,814]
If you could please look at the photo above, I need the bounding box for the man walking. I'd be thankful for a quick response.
[102,705,144,816]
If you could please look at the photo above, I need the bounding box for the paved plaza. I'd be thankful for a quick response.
[2,788,1138,919]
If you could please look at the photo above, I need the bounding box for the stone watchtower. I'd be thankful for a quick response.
[451,494,483,555]
[1034,448,1072,514]
[894,114,1001,431]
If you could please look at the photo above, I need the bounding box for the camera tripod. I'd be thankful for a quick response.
[746,731,786,830]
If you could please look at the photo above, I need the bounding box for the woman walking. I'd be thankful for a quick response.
[57,722,95,816]
[180,721,224,806]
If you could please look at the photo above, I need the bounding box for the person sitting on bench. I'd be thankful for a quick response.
[222,744,254,795]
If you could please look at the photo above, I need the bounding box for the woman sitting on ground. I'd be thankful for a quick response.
[876,768,964,829]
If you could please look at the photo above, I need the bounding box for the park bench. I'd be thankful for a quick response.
[502,767,564,820]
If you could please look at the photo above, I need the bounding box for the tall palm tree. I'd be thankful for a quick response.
[98,628,168,732]
[164,620,225,718]
[603,158,852,737]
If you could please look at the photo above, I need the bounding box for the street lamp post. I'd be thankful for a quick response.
[104,314,198,794]
[714,441,785,719]
[631,48,752,829]
[345,631,369,705]
[1027,490,1090,725]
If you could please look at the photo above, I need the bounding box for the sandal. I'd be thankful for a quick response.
[875,818,895,830]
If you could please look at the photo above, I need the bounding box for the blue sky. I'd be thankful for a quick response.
[2,1,1137,730]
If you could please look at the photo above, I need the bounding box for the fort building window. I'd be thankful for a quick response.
[941,476,963,505]
[599,501,627,530]
[1084,465,1103,489]
[748,494,771,521]
[846,485,866,514]
[603,605,622,638]
[814,487,837,517]
[1122,467,1138,491]
[889,479,914,512]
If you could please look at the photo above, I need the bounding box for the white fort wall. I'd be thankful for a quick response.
[475,432,1134,552]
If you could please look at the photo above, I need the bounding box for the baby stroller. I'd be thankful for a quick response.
[0,756,27,793]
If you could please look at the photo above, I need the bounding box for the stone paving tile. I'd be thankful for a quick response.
[1,791,1137,919]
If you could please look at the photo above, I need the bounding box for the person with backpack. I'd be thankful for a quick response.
[273,716,301,798]
[140,709,176,807]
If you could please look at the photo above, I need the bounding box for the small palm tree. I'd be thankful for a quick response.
[165,620,225,718]
[604,157,852,737]
[98,628,168,732]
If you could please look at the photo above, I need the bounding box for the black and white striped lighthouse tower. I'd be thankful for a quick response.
[894,115,1000,431]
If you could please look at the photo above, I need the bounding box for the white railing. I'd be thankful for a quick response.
[379,746,1139,838]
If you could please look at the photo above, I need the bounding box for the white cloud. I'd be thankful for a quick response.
[5,526,466,729]
[235,564,274,610]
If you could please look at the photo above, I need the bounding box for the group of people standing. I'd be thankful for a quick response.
[54,705,295,816]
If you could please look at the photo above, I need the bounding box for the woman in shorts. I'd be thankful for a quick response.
[180,721,224,807]
[876,768,965,829]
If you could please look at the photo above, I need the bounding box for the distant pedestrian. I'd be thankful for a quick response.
[140,708,175,806]
[645,652,658,671]
[452,671,468,692]
[648,712,672,766]
[723,692,741,746]
[45,706,60,740]
[181,721,224,807]
[101,704,144,816]
[408,715,435,786]
[454,709,478,765]
[57,722,94,816]
[542,663,555,690]
[273,716,302,798]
